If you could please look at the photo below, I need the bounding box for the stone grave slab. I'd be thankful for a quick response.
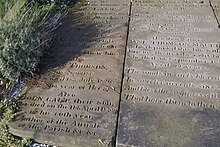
[8,0,220,146]
[9,0,130,146]
[117,0,220,146]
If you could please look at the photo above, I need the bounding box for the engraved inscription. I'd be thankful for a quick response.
[117,0,220,146]
[9,0,129,147]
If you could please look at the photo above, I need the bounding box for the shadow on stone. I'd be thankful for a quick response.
[40,9,98,72]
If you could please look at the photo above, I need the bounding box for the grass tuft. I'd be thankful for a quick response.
[0,1,63,81]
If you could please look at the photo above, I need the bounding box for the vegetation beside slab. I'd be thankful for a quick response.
[0,0,74,146]
[0,0,60,81]
[0,96,32,146]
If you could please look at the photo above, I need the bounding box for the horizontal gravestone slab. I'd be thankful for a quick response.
[9,0,129,146]
[117,0,220,146]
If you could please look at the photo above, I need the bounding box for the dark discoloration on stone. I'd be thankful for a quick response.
[118,102,220,147]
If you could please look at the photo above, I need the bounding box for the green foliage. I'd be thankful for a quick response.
[0,0,17,18]
[0,1,57,81]
[32,0,73,5]
[0,96,32,146]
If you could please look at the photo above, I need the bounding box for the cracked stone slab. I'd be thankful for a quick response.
[211,0,220,26]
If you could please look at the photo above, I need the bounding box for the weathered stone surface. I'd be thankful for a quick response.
[9,0,220,146]
[9,0,129,146]
[117,0,220,146]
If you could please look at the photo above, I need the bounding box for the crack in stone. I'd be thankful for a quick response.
[209,0,220,28]
[113,0,133,147]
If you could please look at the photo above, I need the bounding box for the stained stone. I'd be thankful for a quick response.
[117,0,220,146]
[9,1,129,147]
